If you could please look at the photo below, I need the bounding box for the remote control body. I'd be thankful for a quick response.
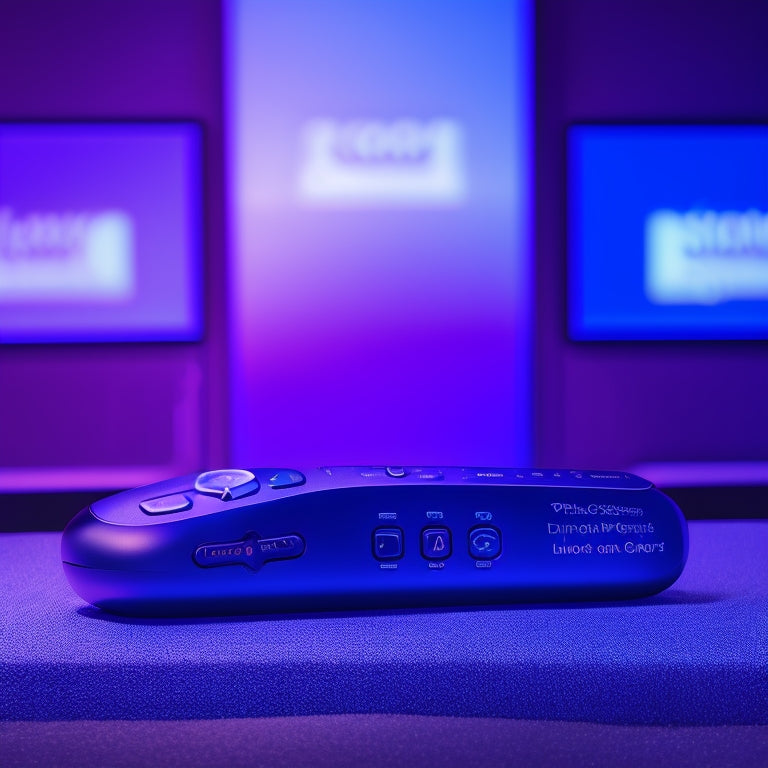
[61,466,688,617]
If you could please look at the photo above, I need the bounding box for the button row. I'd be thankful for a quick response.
[321,466,649,489]
[323,467,445,482]
[140,468,306,515]
[460,469,647,489]
[373,526,501,562]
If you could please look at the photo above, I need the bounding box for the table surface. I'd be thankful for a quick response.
[1,521,766,725]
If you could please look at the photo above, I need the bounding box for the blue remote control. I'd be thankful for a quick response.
[61,466,688,616]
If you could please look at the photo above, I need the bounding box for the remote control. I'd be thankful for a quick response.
[61,466,688,617]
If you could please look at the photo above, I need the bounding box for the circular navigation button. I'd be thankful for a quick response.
[385,466,409,478]
[468,527,502,559]
[194,469,260,501]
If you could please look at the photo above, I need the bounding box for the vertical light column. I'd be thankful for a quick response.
[225,0,532,466]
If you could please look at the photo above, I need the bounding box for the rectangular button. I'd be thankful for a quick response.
[415,469,444,481]
[258,535,305,560]
[421,528,451,560]
[373,528,403,560]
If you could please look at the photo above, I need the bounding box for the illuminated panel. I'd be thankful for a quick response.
[225,0,532,466]
[297,118,466,206]
[0,122,202,342]
[568,124,768,340]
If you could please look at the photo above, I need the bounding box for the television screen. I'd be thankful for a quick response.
[0,121,202,342]
[568,124,768,340]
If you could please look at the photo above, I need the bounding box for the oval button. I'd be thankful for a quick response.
[139,493,191,515]
[268,470,306,489]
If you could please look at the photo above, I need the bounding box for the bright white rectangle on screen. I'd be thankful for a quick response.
[646,209,768,305]
[0,209,134,300]
[298,119,466,206]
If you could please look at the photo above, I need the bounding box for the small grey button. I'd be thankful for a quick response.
[140,493,191,515]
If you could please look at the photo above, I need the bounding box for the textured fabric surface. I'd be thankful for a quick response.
[0,521,766,724]
[2,716,768,768]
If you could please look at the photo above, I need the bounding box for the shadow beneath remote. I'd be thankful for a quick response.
[75,587,727,626]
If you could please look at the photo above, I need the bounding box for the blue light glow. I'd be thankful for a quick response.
[226,0,532,466]
[569,124,768,340]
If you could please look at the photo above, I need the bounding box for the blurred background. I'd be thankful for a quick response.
[1,0,766,529]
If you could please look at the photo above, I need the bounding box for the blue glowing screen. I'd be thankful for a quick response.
[569,124,768,340]
[0,122,202,343]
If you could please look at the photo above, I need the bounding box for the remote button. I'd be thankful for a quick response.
[469,527,502,559]
[385,466,408,478]
[194,533,305,570]
[414,469,444,481]
[256,535,305,560]
[586,471,628,482]
[373,528,403,560]
[194,536,257,567]
[194,469,260,501]
[268,470,306,489]
[422,528,451,560]
[139,493,191,515]
[462,469,508,482]
[358,468,389,480]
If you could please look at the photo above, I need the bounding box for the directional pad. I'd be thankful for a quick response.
[194,469,260,501]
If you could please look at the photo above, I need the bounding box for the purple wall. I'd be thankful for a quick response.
[0,0,766,498]
[0,0,227,490]
[535,0,768,471]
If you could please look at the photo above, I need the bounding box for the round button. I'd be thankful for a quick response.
[194,469,259,501]
[385,466,409,478]
[469,526,502,559]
